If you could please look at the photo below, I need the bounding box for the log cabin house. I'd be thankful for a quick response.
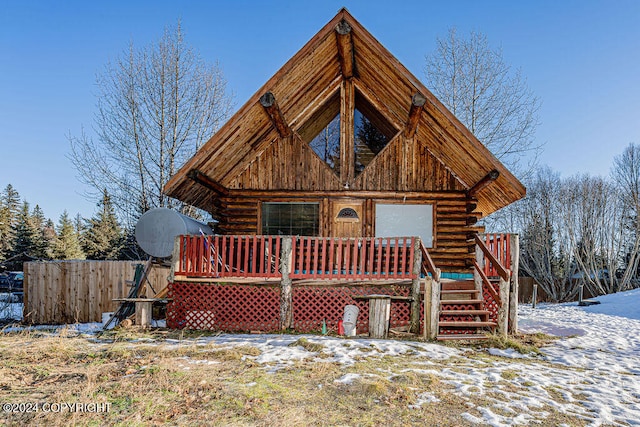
[163,9,525,340]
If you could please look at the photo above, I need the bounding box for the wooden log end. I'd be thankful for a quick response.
[335,19,352,35]
[412,92,427,107]
[259,92,276,108]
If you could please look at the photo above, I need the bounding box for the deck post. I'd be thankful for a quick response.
[508,234,519,334]
[410,237,422,334]
[423,278,431,340]
[429,270,441,340]
[473,239,483,293]
[280,237,293,330]
[169,235,181,283]
[497,276,510,336]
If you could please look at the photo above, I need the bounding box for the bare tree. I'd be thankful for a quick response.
[424,29,541,177]
[611,143,640,286]
[558,175,632,296]
[517,167,578,301]
[69,23,234,226]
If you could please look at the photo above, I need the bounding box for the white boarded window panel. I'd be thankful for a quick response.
[375,204,433,248]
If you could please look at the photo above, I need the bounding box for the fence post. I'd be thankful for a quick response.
[532,284,538,309]
[508,234,519,334]
[280,237,293,330]
[578,283,584,304]
[410,237,422,334]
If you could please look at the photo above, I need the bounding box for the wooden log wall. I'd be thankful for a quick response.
[23,261,170,325]
[213,191,482,272]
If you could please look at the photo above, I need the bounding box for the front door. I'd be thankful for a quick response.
[331,200,363,238]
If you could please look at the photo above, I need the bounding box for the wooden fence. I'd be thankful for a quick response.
[24,261,170,324]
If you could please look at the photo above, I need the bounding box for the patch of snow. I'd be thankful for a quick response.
[487,348,530,358]
[334,373,361,385]
[0,301,23,321]
[408,391,439,409]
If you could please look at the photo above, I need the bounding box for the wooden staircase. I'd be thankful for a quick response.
[420,234,511,341]
[437,279,497,340]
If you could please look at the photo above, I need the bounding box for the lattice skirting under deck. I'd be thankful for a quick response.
[167,282,422,334]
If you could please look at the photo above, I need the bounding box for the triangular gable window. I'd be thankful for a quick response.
[299,87,398,181]
[299,92,341,177]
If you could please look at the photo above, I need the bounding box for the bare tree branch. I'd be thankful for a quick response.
[68,22,234,226]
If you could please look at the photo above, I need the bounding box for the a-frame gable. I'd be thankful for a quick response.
[164,8,525,217]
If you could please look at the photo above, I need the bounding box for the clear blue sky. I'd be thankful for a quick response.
[1,0,639,222]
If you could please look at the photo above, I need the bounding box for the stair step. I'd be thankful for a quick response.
[439,321,497,327]
[437,334,488,341]
[440,299,484,305]
[441,281,476,291]
[440,309,490,316]
[441,289,480,295]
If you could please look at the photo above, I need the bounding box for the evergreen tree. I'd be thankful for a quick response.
[11,201,39,258]
[30,205,53,259]
[53,211,85,260]
[0,184,21,260]
[43,219,56,259]
[118,227,145,260]
[83,190,123,260]
[74,213,86,253]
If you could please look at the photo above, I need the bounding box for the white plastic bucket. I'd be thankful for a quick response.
[343,305,359,337]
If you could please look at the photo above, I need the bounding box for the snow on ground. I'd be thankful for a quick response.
[2,289,640,425]
[0,294,22,323]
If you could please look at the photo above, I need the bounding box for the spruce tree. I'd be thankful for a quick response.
[43,219,56,259]
[0,184,21,260]
[53,211,85,260]
[30,205,53,259]
[83,190,123,260]
[11,201,39,259]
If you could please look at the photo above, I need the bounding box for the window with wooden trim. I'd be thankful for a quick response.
[261,202,320,236]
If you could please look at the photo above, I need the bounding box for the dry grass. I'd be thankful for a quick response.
[441,331,559,356]
[0,329,582,426]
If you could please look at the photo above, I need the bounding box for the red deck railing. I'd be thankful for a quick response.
[178,235,281,278]
[175,235,417,281]
[478,233,511,278]
[290,237,416,280]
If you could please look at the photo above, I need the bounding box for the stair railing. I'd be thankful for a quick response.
[474,235,510,283]
[472,260,501,305]
[474,235,511,336]
[420,243,441,340]
[420,243,440,282]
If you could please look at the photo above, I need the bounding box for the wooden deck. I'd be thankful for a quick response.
[169,233,518,339]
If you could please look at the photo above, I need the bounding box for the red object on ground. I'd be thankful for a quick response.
[338,319,345,335]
